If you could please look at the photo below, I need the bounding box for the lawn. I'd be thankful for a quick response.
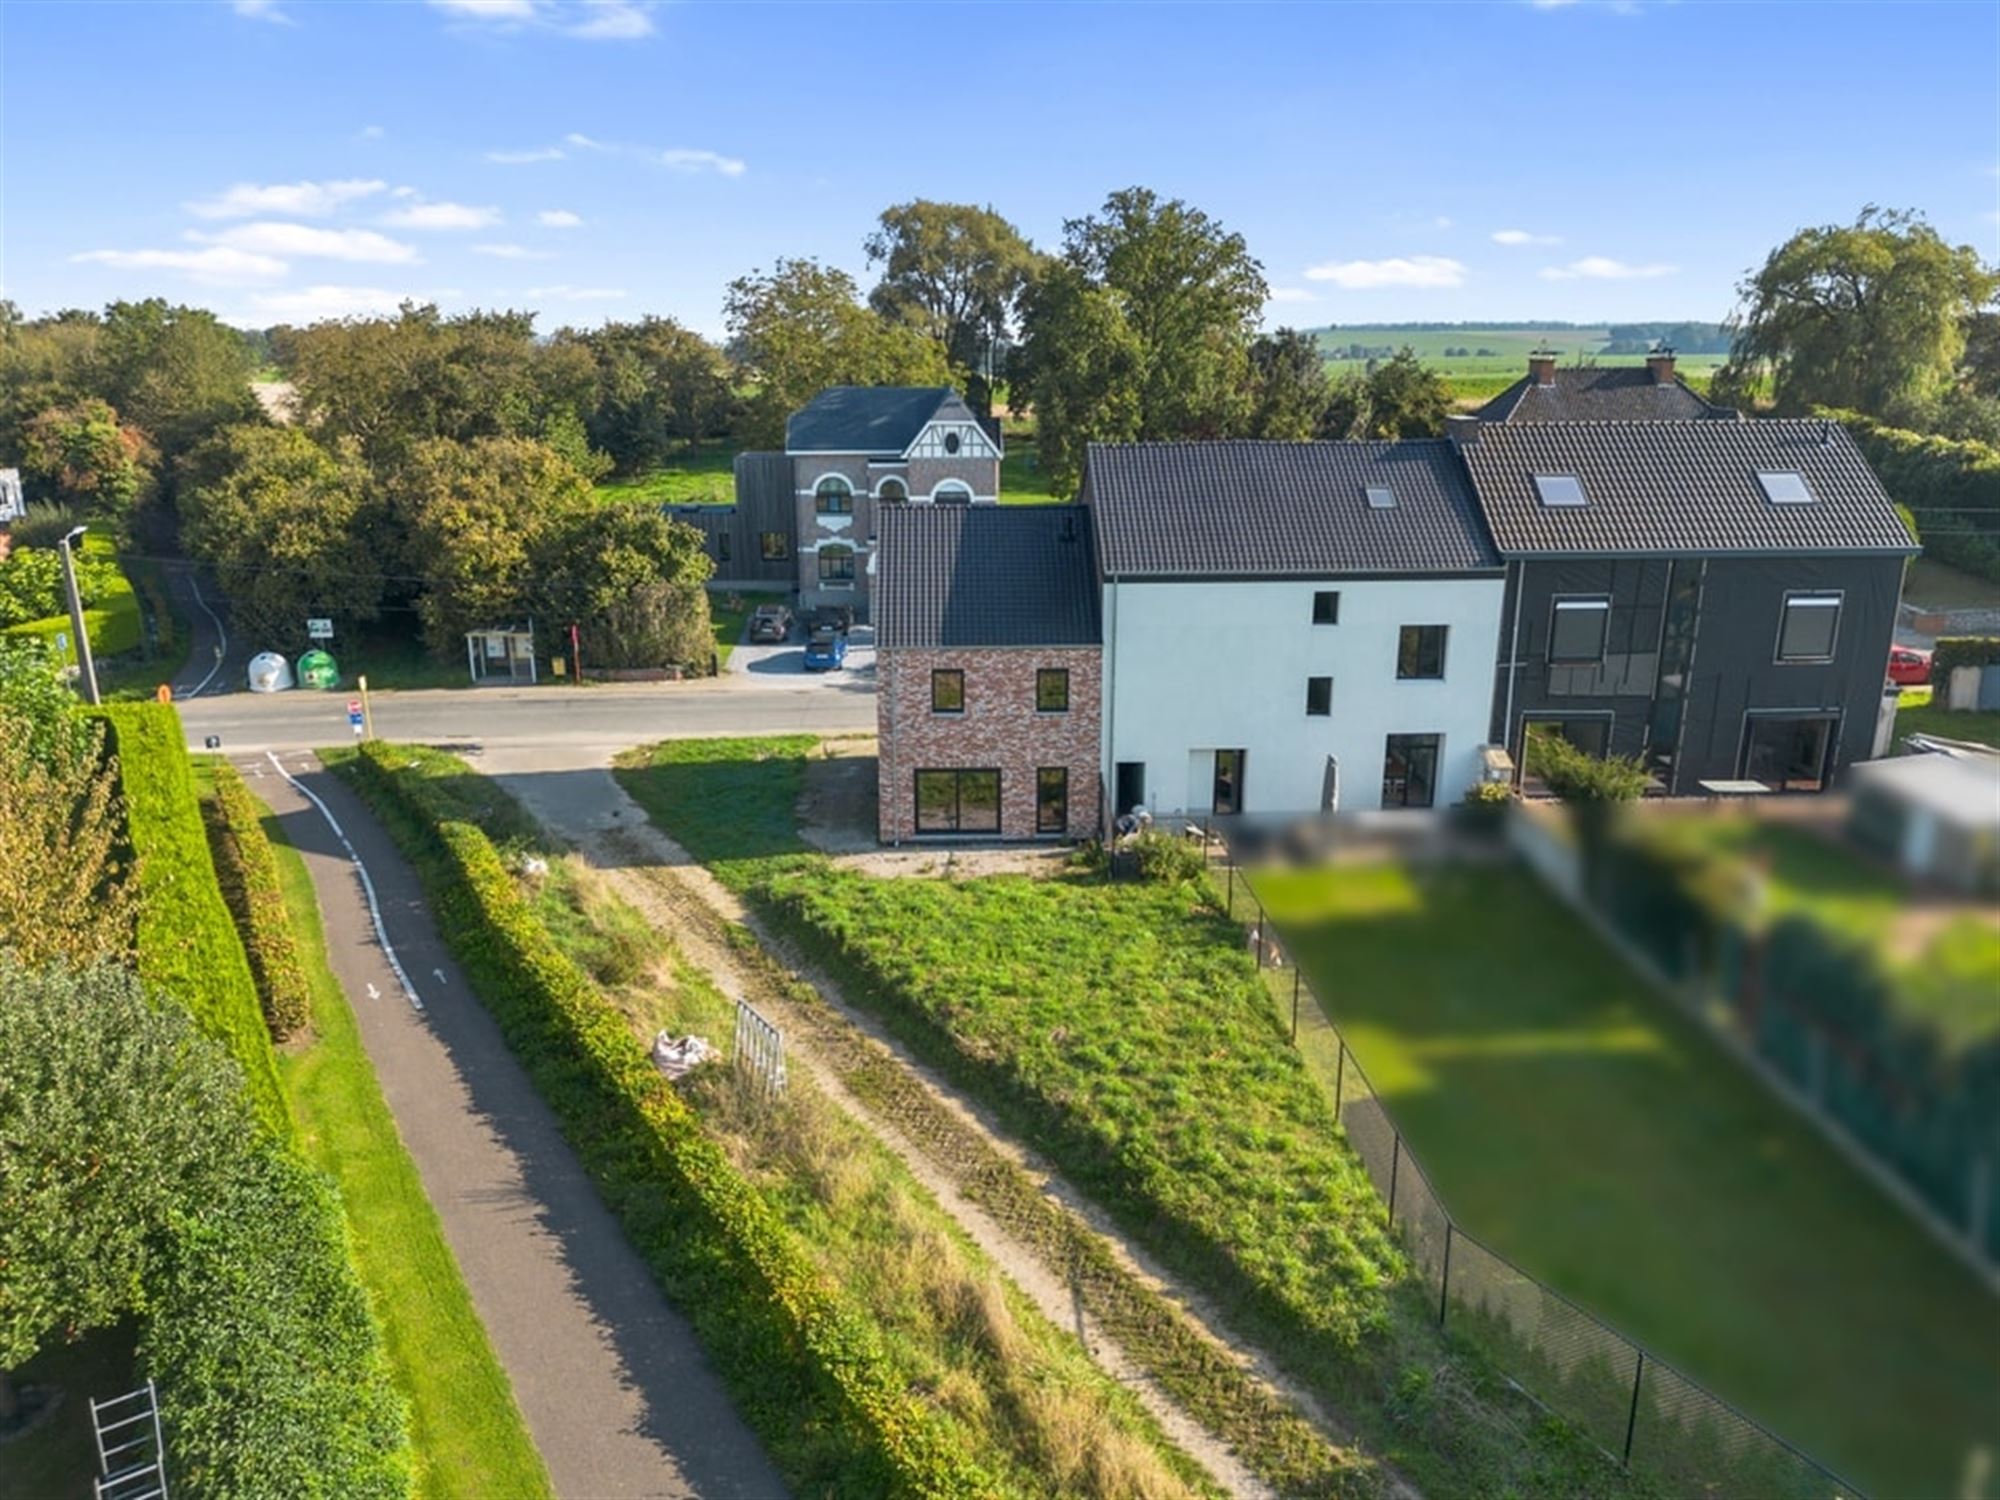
[999,434,1063,504]
[593,443,736,506]
[1252,860,2000,1498]
[1905,556,2000,611]
[263,822,551,1500]
[1896,683,2000,748]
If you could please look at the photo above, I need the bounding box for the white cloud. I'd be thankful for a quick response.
[569,2,653,39]
[1433,216,1454,230]
[1539,256,1677,281]
[427,0,656,39]
[72,245,288,285]
[1267,287,1318,304]
[538,209,583,228]
[658,147,746,176]
[527,284,626,301]
[231,0,294,22]
[430,0,537,16]
[380,201,501,230]
[563,132,611,152]
[488,146,565,164]
[195,222,420,264]
[1303,255,1467,290]
[357,124,386,140]
[1492,228,1562,246]
[248,284,419,320]
[187,178,387,219]
[472,243,556,260]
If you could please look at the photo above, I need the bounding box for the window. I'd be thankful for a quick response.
[1364,485,1396,510]
[1397,624,1447,680]
[815,476,853,514]
[1312,590,1340,625]
[1211,749,1245,816]
[914,769,1000,834]
[818,544,855,585]
[878,477,908,502]
[1036,767,1068,834]
[1521,719,1612,791]
[1741,715,1835,792]
[1533,474,1587,508]
[931,668,965,714]
[715,532,731,563]
[759,531,790,561]
[1382,734,1440,809]
[1548,597,1610,664]
[1758,470,1814,505]
[1777,591,1841,662]
[933,481,972,505]
[944,430,962,455]
[1305,676,1332,716]
[1035,667,1069,712]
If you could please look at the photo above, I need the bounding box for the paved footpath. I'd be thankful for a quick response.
[247,751,786,1500]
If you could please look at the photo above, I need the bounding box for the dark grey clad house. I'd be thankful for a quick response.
[1454,416,1917,794]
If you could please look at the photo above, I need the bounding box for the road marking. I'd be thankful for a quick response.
[176,571,228,700]
[432,968,447,985]
[366,983,380,1000]
[267,751,424,1014]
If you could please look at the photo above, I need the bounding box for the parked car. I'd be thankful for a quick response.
[747,603,793,643]
[810,603,855,635]
[803,626,848,671]
[1888,644,1933,687]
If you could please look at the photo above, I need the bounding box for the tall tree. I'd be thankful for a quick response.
[1014,188,1267,492]
[96,299,259,459]
[1352,347,1451,439]
[724,258,952,447]
[536,501,714,670]
[560,317,735,474]
[0,304,103,462]
[865,201,1039,415]
[1715,207,1999,420]
[177,425,383,649]
[19,398,158,539]
[1248,328,1332,440]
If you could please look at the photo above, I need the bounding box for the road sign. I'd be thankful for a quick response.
[347,699,364,724]
[307,617,334,640]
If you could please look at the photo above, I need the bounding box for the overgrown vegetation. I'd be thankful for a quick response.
[200,762,311,1040]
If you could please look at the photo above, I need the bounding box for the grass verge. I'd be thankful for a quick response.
[1896,683,2000,748]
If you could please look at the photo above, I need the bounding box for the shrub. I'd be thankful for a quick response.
[339,743,995,1497]
[94,704,290,1136]
[201,762,312,1039]
[1826,407,2000,582]
[1525,727,1650,807]
[7,500,83,552]
[1931,635,2000,684]
[1131,828,1207,885]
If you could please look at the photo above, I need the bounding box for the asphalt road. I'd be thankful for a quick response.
[252,752,786,1499]
[177,672,877,757]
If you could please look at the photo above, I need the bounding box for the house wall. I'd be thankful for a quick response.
[877,645,1103,841]
[1102,575,1507,817]
[1496,553,1905,792]
[667,491,795,590]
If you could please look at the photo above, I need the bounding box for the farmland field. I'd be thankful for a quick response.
[1306,323,1731,385]
[1252,859,2000,1498]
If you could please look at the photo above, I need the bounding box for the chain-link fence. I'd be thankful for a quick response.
[1199,828,1863,1499]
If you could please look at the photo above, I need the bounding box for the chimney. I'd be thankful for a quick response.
[1445,413,1481,449]
[1646,346,1677,384]
[1527,348,1558,386]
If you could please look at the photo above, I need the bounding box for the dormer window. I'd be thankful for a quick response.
[1534,474,1586,508]
[1758,471,1814,505]
[1365,485,1396,510]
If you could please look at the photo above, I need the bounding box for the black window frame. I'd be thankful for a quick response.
[914,768,1000,834]
[817,544,855,585]
[1305,676,1332,716]
[814,476,854,515]
[714,531,731,564]
[1035,766,1068,835]
[932,481,973,505]
[1397,624,1448,681]
[1382,733,1441,809]
[1035,667,1070,713]
[759,530,790,561]
[1312,590,1340,625]
[1548,596,1611,665]
[931,668,965,714]
[1775,590,1842,664]
[877,477,908,503]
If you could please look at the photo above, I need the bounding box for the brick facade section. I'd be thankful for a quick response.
[877,646,1103,842]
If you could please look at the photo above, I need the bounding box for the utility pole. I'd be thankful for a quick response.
[59,526,100,705]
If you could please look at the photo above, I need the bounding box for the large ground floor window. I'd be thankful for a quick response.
[1382,734,1440,809]
[1036,767,1068,834]
[914,768,1001,833]
[1740,714,1837,792]
[1519,715,1613,793]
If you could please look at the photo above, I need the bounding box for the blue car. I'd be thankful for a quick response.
[803,627,847,671]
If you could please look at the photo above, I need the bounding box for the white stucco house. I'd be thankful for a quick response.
[1082,440,1508,818]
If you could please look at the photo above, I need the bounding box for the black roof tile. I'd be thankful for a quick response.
[784,386,983,454]
[1476,367,1736,424]
[875,505,1101,648]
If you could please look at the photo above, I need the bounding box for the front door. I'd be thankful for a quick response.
[1741,715,1836,792]
[1115,761,1146,817]
[1212,749,1246,816]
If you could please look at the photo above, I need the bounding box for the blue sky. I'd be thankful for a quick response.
[3,0,1995,337]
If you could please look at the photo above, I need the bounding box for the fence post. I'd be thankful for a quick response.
[1227,861,1235,911]
[1255,911,1265,968]
[1438,1221,1452,1328]
[1334,1039,1344,1117]
[1291,967,1301,1043]
[1623,1350,1645,1467]
[1388,1131,1401,1222]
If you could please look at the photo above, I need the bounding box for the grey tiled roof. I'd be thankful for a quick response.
[785,386,982,454]
[1459,419,1918,557]
[875,505,1102,648]
[1082,440,1500,577]
[1476,368,1736,423]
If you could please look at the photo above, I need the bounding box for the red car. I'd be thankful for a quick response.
[1888,645,1932,687]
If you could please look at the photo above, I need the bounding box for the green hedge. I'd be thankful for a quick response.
[338,743,994,1498]
[95,704,290,1136]
[1825,408,2000,582]
[202,762,312,1040]
[1932,636,2000,679]
[1,532,143,659]
[142,1142,413,1499]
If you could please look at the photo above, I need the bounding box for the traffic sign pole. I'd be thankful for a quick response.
[357,675,373,741]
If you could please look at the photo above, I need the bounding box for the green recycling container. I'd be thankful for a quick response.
[297,649,340,690]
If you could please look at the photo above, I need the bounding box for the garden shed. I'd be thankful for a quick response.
[464,625,537,685]
[1846,751,2000,895]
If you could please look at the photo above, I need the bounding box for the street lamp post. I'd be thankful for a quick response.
[58,526,101,706]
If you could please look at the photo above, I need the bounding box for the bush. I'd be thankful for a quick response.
[7,500,84,552]
[142,1144,412,1499]
[1525,728,1650,806]
[202,762,312,1039]
[1131,828,1207,885]
[94,704,290,1136]
[1931,635,2000,684]
[1,533,142,658]
[338,743,995,1497]
[1827,408,2000,582]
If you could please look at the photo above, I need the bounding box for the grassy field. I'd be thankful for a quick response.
[1251,860,2000,1498]
[999,434,1063,504]
[263,821,552,1500]
[594,444,736,506]
[1307,324,1730,380]
[1895,684,2000,748]
[1905,556,2000,610]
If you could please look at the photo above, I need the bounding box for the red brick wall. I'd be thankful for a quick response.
[877,646,1103,842]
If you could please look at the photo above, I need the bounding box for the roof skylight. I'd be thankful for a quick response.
[1365,485,1396,510]
[1533,474,1587,508]
[1758,470,1815,505]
